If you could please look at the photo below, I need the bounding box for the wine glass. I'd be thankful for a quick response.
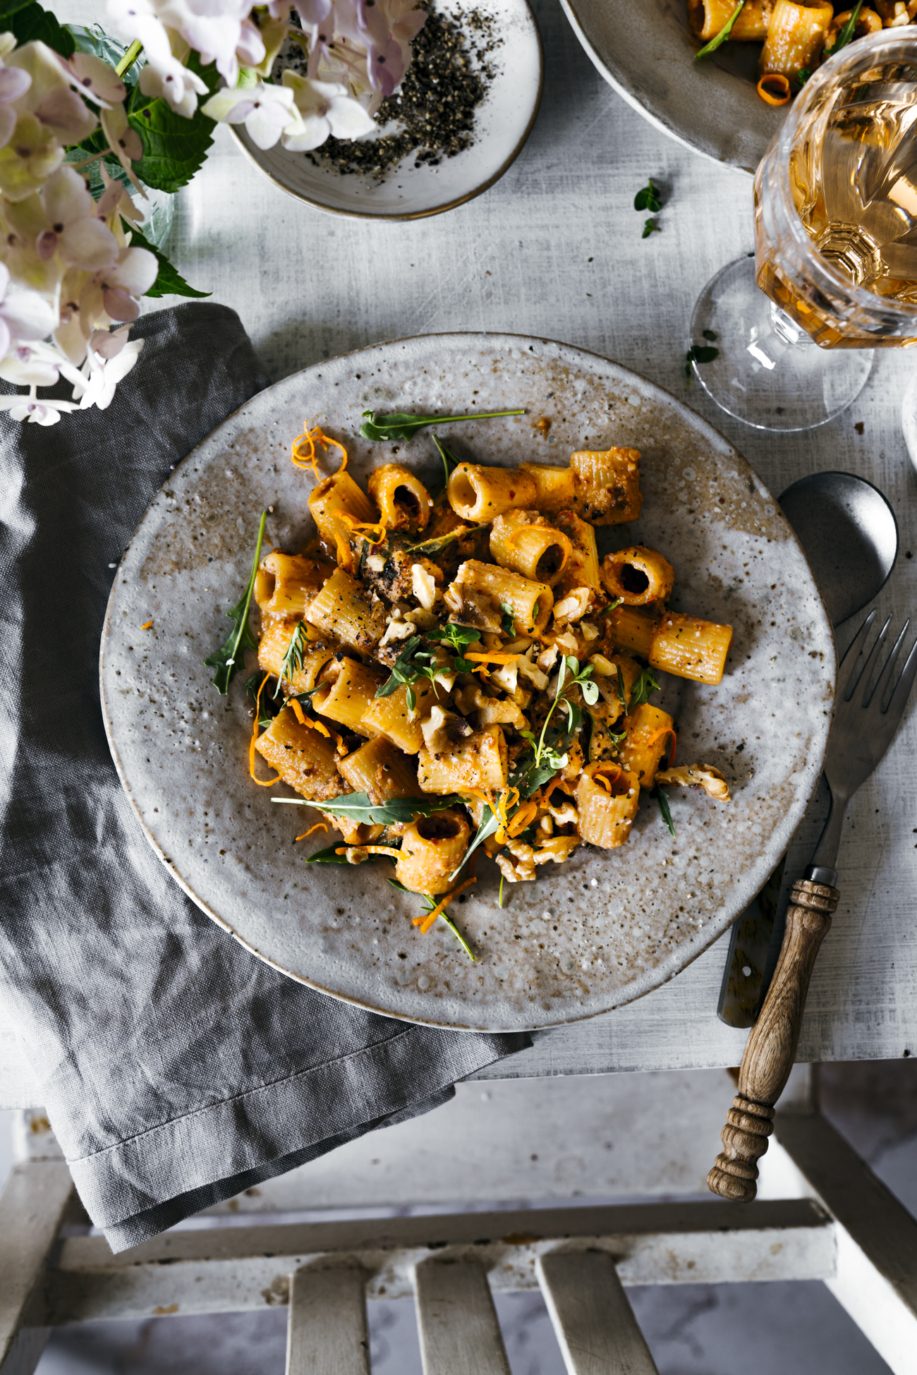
[689,27,917,433]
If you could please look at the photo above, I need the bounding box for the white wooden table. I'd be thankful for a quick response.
[2,0,914,1105]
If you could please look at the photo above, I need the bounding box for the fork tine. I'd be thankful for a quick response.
[882,632,917,718]
[865,618,909,708]
[843,612,891,702]
[837,608,876,693]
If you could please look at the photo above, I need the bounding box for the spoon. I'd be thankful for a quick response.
[717,470,898,1028]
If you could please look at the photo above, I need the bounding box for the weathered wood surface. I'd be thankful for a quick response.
[415,1258,511,1375]
[538,1250,659,1375]
[1,0,913,1107]
[0,1162,74,1375]
[285,1265,370,1375]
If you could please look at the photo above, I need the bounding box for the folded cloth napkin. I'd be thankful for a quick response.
[0,303,526,1251]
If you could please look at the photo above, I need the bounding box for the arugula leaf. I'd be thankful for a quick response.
[6,0,75,55]
[633,178,662,213]
[375,635,439,700]
[826,0,864,55]
[694,0,746,58]
[274,622,309,698]
[308,843,398,865]
[205,510,266,694]
[796,66,811,87]
[432,432,461,486]
[657,788,677,838]
[127,55,218,192]
[597,597,623,619]
[389,879,476,961]
[685,344,720,377]
[126,223,210,299]
[500,603,516,636]
[629,666,661,709]
[272,793,463,824]
[449,807,500,881]
[360,408,525,442]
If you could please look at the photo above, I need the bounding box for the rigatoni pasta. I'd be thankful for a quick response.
[216,413,734,960]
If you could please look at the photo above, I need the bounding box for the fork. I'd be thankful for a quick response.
[707,608,917,1201]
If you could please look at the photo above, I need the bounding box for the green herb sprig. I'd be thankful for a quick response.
[634,177,664,239]
[360,408,525,442]
[375,635,441,711]
[694,0,746,58]
[205,510,266,694]
[273,621,309,698]
[406,526,472,556]
[273,793,463,824]
[826,0,864,56]
[388,879,477,961]
[657,789,677,838]
[629,665,661,709]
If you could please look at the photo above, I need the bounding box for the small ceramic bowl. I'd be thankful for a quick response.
[233,0,542,220]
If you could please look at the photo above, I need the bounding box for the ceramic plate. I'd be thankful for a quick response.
[100,333,834,1031]
[561,0,783,173]
[234,0,542,220]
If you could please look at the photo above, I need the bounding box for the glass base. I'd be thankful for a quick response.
[689,256,873,433]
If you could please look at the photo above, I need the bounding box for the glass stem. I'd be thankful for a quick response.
[770,302,805,346]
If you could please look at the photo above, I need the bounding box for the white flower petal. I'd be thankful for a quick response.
[59,218,119,271]
[326,94,376,140]
[0,285,57,340]
[110,245,157,295]
[42,164,93,225]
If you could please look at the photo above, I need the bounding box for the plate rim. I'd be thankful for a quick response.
[100,329,835,1032]
[559,0,761,176]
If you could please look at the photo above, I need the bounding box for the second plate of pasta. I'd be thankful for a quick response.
[100,333,834,1031]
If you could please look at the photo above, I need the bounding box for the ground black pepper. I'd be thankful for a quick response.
[283,5,500,182]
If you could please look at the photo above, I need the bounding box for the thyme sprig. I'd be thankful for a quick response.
[205,510,266,694]
[273,621,309,698]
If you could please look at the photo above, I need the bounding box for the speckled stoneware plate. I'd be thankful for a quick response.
[560,0,783,173]
[100,333,834,1032]
[233,0,542,220]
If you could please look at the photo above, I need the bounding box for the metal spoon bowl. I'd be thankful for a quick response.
[779,471,898,628]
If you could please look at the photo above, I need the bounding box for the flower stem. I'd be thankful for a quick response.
[116,39,143,78]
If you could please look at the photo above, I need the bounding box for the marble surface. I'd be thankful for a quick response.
[1,0,914,1103]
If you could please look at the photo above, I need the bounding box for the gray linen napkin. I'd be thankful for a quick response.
[0,303,526,1251]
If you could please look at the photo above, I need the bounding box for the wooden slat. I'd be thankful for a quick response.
[285,1265,369,1375]
[0,1162,73,1375]
[538,1251,657,1375]
[48,1200,835,1325]
[772,1115,917,1375]
[415,1258,510,1375]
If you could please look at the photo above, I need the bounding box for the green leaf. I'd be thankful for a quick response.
[273,792,464,824]
[360,408,525,442]
[428,621,481,651]
[273,621,309,698]
[694,0,746,58]
[657,788,677,838]
[432,432,461,486]
[642,218,661,239]
[581,678,600,706]
[449,806,500,882]
[440,913,477,962]
[633,178,662,213]
[308,844,398,865]
[205,510,266,694]
[702,328,718,342]
[70,24,134,77]
[127,56,217,193]
[126,223,210,299]
[629,666,661,709]
[406,525,472,556]
[7,0,75,55]
[826,0,864,56]
[500,603,516,636]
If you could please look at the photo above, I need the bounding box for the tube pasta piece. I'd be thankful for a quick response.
[688,0,774,39]
[395,810,472,894]
[607,605,662,658]
[447,463,538,523]
[338,737,418,802]
[368,464,433,533]
[417,725,508,795]
[309,470,375,569]
[554,510,601,593]
[254,552,331,620]
[569,447,642,526]
[255,706,342,800]
[362,677,438,755]
[489,511,572,586]
[656,763,731,802]
[258,620,335,693]
[444,559,553,636]
[618,704,676,787]
[305,567,386,654]
[575,765,640,849]
[311,657,386,736]
[649,612,733,685]
[759,0,833,76]
[828,5,883,41]
[601,546,675,607]
[518,462,575,511]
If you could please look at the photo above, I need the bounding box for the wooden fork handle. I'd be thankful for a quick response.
[707,879,839,1201]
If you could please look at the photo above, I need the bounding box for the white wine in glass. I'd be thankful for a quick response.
[691,28,917,431]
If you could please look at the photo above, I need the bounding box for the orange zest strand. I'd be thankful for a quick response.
[341,515,388,546]
[757,72,791,106]
[590,762,627,796]
[645,724,677,765]
[290,424,349,477]
[414,876,479,934]
[249,674,282,787]
[288,698,332,738]
[464,652,521,665]
[140,619,154,630]
[507,799,538,838]
[295,821,329,842]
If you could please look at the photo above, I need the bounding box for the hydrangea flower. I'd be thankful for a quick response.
[280,72,375,150]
